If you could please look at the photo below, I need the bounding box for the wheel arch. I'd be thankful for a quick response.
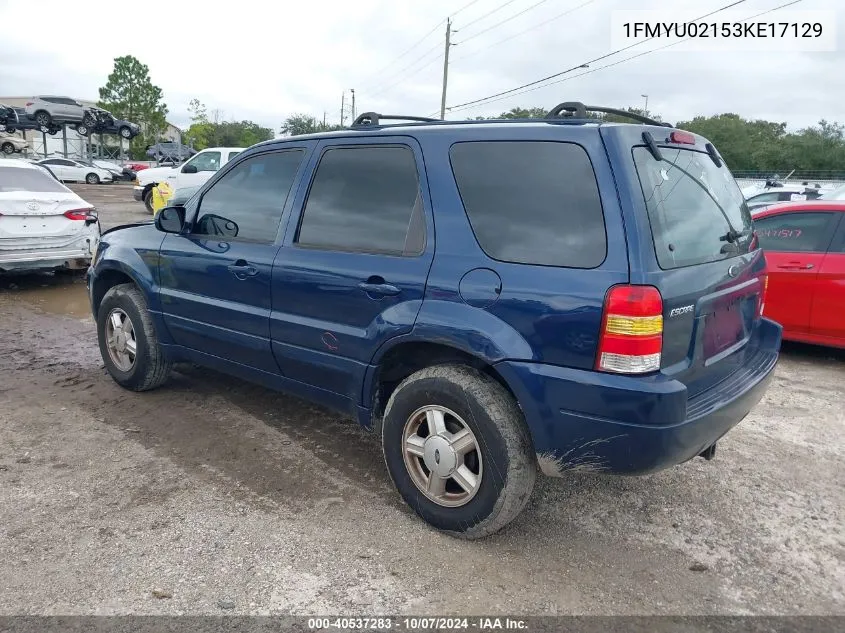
[90,255,159,317]
[364,338,524,437]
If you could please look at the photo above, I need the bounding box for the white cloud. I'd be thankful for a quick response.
[0,0,840,131]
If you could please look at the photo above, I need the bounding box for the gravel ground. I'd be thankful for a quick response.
[0,184,842,616]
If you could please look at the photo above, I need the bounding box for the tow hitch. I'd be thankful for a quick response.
[699,444,717,461]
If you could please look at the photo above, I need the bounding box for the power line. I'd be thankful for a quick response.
[451,0,594,64]
[369,51,445,99]
[447,0,750,111]
[358,19,444,91]
[448,0,803,114]
[458,0,521,32]
[456,0,553,45]
[366,40,444,95]
[452,0,484,18]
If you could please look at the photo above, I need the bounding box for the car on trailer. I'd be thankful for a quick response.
[87,101,780,538]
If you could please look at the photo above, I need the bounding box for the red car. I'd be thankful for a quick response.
[754,200,845,348]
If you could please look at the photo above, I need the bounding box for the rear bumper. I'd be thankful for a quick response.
[0,237,97,272]
[495,318,782,476]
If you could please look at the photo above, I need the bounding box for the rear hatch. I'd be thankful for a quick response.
[0,166,96,253]
[605,126,764,398]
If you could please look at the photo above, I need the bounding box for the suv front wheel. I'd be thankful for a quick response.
[97,283,172,391]
[382,364,536,539]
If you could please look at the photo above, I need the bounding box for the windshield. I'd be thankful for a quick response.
[0,166,69,193]
[633,147,752,270]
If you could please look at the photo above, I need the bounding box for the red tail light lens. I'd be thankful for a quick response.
[669,131,695,145]
[63,209,91,221]
[596,285,663,374]
[25,102,33,107]
[758,275,768,316]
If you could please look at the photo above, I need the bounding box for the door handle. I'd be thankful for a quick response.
[227,259,259,280]
[776,263,814,270]
[358,276,400,297]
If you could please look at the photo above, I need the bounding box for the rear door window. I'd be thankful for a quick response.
[633,147,752,269]
[753,212,837,252]
[296,145,424,256]
[450,141,607,268]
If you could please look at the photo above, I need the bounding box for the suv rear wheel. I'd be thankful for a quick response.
[382,364,536,539]
[97,283,172,391]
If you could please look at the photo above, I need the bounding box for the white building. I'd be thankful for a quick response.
[0,96,181,160]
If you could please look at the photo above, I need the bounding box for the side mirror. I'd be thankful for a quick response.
[155,206,186,233]
[181,164,197,174]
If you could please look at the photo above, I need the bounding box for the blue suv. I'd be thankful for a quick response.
[87,103,781,538]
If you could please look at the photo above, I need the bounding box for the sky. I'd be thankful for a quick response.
[0,0,840,133]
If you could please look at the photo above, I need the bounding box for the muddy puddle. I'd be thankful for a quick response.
[0,272,91,319]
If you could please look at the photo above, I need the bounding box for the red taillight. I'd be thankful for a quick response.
[669,131,695,145]
[25,102,33,106]
[596,285,663,374]
[749,231,759,251]
[63,209,91,221]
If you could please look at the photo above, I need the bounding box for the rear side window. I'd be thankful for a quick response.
[753,212,835,252]
[296,146,424,256]
[450,141,606,268]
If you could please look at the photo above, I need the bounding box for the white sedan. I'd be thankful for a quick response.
[36,157,113,185]
[0,160,100,272]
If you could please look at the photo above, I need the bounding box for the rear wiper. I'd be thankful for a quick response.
[719,228,750,243]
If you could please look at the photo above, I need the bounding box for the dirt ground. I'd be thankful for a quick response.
[0,183,843,616]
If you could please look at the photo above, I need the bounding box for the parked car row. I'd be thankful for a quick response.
[0,97,140,139]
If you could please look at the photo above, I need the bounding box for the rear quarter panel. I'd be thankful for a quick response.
[411,124,630,371]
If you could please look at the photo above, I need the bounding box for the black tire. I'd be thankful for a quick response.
[1,142,14,155]
[143,187,154,213]
[97,283,172,391]
[382,364,536,539]
[119,126,132,139]
[34,111,51,127]
[75,123,89,136]
[86,172,100,185]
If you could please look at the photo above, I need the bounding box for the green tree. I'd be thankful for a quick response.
[280,114,344,136]
[98,55,168,158]
[183,99,213,149]
[183,99,273,149]
[496,106,548,119]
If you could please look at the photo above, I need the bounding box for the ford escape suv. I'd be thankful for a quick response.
[87,102,781,538]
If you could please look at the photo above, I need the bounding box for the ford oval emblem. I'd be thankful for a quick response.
[728,265,739,278]
[26,201,39,211]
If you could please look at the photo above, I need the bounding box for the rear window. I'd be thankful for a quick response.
[0,166,68,193]
[633,147,752,269]
[450,141,607,268]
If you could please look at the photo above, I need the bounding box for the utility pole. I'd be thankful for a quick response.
[350,89,356,122]
[340,91,346,127]
[439,18,452,120]
[641,94,649,115]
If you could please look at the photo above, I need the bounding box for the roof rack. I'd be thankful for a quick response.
[545,102,672,127]
[351,112,439,128]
